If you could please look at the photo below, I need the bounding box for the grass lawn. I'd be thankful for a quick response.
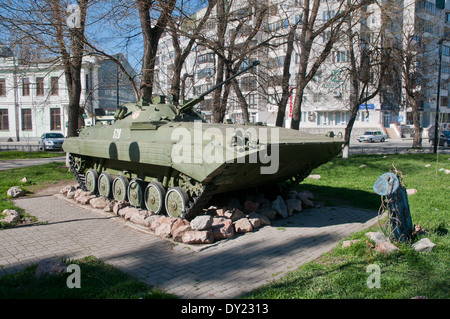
[244,153,449,299]
[0,150,64,160]
[0,161,74,227]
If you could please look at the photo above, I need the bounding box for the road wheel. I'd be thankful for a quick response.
[128,179,146,208]
[144,182,166,214]
[368,138,373,143]
[85,169,98,194]
[98,172,113,198]
[165,187,189,218]
[112,175,129,201]
[380,138,385,142]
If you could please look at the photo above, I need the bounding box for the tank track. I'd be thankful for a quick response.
[182,184,218,220]
[68,154,88,191]
[68,153,215,219]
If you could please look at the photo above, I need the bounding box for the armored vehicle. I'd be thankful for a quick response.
[63,61,343,219]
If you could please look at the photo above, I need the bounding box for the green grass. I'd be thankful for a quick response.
[244,153,450,299]
[0,162,74,227]
[0,151,64,160]
[0,256,178,299]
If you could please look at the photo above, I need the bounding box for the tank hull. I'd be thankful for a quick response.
[63,121,342,192]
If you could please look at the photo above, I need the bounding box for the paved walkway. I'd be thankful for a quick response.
[1,194,379,298]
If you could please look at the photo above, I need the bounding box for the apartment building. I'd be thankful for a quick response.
[154,0,450,137]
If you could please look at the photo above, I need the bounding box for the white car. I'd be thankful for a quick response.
[38,132,65,151]
[357,130,387,143]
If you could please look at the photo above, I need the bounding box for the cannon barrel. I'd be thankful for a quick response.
[177,60,260,114]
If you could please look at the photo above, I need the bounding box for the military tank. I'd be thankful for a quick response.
[63,61,343,220]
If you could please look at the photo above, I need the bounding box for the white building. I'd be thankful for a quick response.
[0,48,137,141]
[154,0,450,138]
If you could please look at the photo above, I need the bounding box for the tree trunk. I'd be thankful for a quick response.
[50,0,87,137]
[410,97,422,148]
[231,78,249,123]
[275,26,296,127]
[138,0,176,100]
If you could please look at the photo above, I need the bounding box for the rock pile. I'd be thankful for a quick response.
[59,185,317,245]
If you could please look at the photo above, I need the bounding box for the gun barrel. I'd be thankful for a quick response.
[178,60,259,114]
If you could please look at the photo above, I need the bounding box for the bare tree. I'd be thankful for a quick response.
[341,5,385,158]
[196,0,267,123]
[290,0,372,130]
[380,0,442,149]
[167,0,217,104]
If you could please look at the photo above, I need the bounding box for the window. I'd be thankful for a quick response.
[241,76,257,91]
[0,109,8,130]
[313,93,322,103]
[36,77,44,96]
[0,79,5,96]
[197,68,214,79]
[21,109,32,131]
[22,78,30,96]
[443,46,450,57]
[361,111,370,122]
[85,74,90,93]
[50,108,61,130]
[269,21,281,32]
[198,53,215,64]
[51,77,59,95]
[246,93,258,108]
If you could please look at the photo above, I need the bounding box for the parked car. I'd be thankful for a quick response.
[431,131,450,147]
[357,130,388,143]
[38,132,65,151]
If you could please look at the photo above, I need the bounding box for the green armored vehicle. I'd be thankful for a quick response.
[63,62,343,219]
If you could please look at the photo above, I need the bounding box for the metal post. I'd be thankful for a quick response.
[434,39,443,154]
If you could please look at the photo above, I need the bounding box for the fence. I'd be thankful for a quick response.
[0,143,41,152]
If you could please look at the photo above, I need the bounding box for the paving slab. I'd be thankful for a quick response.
[0,194,379,298]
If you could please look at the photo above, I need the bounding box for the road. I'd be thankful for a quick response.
[0,156,66,171]
[348,137,450,155]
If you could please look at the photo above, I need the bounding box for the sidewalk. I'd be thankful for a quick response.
[0,194,379,298]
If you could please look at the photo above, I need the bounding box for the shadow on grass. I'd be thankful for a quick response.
[0,256,178,299]
[299,184,381,211]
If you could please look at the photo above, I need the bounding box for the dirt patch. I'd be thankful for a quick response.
[28,179,78,197]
